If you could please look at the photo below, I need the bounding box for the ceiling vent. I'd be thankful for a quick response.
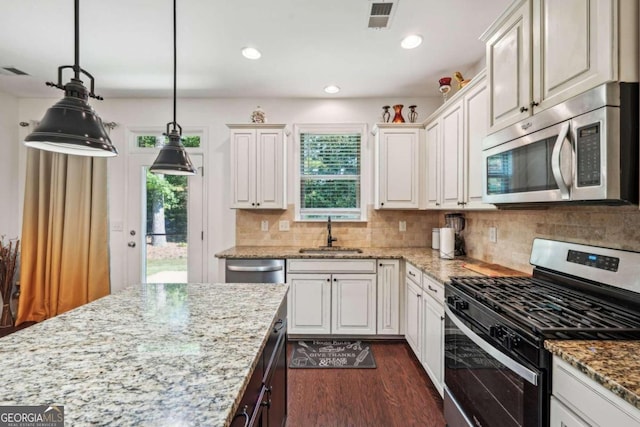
[0,66,29,76]
[368,1,398,29]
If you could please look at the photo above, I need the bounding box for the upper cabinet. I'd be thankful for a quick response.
[424,70,495,210]
[373,124,425,209]
[228,124,287,209]
[482,0,638,133]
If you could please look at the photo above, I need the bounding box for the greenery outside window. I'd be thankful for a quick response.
[295,124,366,221]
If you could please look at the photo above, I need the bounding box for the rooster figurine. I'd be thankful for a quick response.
[454,71,471,89]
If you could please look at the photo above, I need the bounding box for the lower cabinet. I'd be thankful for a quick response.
[377,260,401,335]
[232,298,287,427]
[421,290,444,396]
[405,271,422,356]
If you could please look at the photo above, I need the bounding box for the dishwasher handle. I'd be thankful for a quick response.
[226,265,284,273]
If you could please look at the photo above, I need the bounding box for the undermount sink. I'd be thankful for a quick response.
[298,247,363,255]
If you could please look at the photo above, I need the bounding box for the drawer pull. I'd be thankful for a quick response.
[409,271,416,277]
[232,405,249,427]
[427,285,439,293]
[273,319,285,333]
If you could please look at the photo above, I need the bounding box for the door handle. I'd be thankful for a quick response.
[128,241,136,248]
[551,122,571,200]
[226,265,283,272]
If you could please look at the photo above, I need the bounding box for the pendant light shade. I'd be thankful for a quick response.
[150,0,196,176]
[24,0,117,157]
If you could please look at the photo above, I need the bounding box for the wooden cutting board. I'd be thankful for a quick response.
[462,262,527,277]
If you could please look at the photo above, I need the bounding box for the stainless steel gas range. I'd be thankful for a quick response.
[443,238,640,427]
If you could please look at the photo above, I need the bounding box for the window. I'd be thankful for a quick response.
[137,134,201,148]
[295,124,366,221]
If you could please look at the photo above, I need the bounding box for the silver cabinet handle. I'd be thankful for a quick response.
[226,265,284,272]
[551,121,571,200]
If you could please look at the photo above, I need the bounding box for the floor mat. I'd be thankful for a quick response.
[289,340,376,368]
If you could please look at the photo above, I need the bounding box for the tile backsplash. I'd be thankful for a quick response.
[236,204,640,275]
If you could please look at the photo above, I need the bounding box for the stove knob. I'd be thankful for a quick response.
[454,300,469,311]
[446,296,458,306]
[489,325,501,338]
[503,333,521,350]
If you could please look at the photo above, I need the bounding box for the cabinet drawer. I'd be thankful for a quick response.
[288,258,376,273]
[550,396,588,427]
[552,357,640,427]
[405,262,421,284]
[422,274,444,306]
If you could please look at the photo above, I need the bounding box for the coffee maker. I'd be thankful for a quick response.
[444,213,466,256]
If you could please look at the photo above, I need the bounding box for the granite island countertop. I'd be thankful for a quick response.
[215,246,504,283]
[545,340,640,409]
[0,282,288,427]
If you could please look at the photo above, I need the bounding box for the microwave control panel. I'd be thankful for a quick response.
[576,123,601,187]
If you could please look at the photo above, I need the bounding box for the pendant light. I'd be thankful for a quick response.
[149,0,196,176]
[24,0,118,157]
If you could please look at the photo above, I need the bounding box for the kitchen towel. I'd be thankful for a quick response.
[440,227,455,259]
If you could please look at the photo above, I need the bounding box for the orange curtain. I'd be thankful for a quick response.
[16,149,110,325]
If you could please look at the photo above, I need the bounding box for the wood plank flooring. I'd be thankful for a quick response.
[287,341,446,427]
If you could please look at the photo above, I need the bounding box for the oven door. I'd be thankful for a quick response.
[482,120,573,204]
[444,306,543,427]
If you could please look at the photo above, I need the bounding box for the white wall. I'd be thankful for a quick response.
[17,96,439,291]
[0,90,20,239]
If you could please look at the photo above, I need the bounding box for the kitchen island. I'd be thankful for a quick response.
[0,282,288,427]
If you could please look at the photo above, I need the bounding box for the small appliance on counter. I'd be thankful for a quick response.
[444,213,466,256]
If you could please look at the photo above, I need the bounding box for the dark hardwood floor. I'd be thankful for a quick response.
[287,341,445,427]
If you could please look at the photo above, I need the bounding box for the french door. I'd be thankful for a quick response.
[126,153,205,285]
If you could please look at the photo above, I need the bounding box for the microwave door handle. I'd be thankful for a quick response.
[551,122,571,200]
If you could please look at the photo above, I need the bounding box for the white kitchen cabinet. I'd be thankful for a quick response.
[405,272,422,357]
[421,275,444,397]
[331,274,377,335]
[482,0,638,133]
[228,124,287,209]
[551,356,640,426]
[377,259,401,335]
[424,71,495,210]
[373,124,424,209]
[287,259,377,336]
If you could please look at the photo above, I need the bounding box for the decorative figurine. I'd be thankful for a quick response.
[392,104,405,123]
[408,105,418,123]
[251,106,266,123]
[382,105,391,123]
[454,71,471,89]
[439,77,452,102]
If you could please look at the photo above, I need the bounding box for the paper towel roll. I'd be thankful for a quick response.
[439,227,455,259]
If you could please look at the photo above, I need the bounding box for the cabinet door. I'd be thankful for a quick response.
[549,397,589,427]
[422,295,444,397]
[287,274,331,334]
[486,0,532,132]
[377,129,420,209]
[332,274,377,335]
[532,0,615,112]
[440,100,464,209]
[463,78,494,210]
[405,278,422,358]
[230,129,257,208]
[265,331,287,427]
[256,129,285,209]
[425,120,441,208]
[377,260,400,335]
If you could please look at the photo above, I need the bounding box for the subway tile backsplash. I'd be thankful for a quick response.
[236,205,640,275]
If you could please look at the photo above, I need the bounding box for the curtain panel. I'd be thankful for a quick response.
[16,149,110,324]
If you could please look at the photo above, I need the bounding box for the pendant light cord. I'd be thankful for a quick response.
[172,0,177,132]
[74,0,80,80]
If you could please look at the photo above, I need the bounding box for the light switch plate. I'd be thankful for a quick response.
[399,221,407,232]
[261,220,269,232]
[279,220,290,231]
[489,227,497,243]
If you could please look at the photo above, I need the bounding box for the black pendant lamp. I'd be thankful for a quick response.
[24,0,118,157]
[149,0,196,175]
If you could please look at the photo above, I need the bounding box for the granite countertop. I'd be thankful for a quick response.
[545,340,640,409]
[0,282,288,427]
[215,246,496,283]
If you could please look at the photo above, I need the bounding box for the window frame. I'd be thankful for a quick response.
[127,127,206,154]
[293,123,368,222]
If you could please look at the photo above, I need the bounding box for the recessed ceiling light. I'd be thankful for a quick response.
[324,85,340,94]
[401,35,423,49]
[241,47,261,60]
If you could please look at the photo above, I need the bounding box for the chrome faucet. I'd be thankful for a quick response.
[327,216,338,247]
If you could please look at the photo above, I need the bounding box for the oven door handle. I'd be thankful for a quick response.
[445,306,539,386]
[551,121,571,200]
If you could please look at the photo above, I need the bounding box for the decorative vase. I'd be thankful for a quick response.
[251,106,266,123]
[382,105,391,123]
[439,77,452,102]
[408,105,418,123]
[392,104,405,123]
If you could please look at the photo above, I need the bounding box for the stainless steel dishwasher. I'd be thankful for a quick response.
[225,259,286,283]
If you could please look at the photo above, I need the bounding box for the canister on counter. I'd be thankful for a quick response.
[432,228,440,250]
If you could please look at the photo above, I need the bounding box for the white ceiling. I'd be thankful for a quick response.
[0,0,511,99]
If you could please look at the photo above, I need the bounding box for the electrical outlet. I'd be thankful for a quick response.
[399,221,407,232]
[261,220,269,232]
[279,220,290,231]
[489,227,497,243]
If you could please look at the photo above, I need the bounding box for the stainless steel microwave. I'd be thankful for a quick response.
[482,83,638,206]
